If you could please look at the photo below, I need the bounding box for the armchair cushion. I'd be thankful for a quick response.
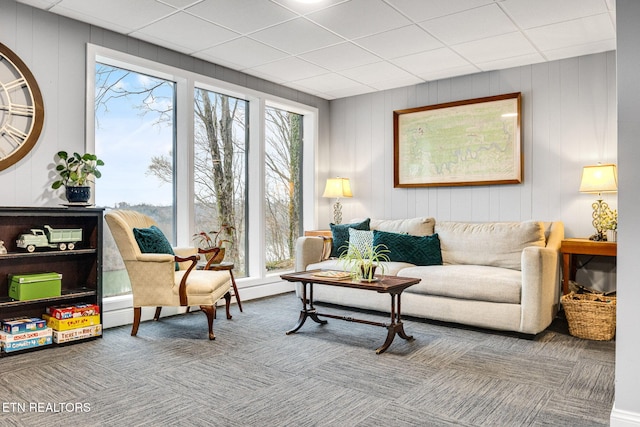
[133,225,178,271]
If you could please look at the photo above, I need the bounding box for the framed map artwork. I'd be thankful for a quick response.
[393,92,522,188]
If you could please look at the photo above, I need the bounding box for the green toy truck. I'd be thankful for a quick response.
[16,225,83,252]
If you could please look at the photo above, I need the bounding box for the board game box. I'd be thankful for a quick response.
[46,303,100,320]
[42,314,100,331]
[53,324,102,344]
[1,317,47,334]
[0,327,52,343]
[1,332,52,353]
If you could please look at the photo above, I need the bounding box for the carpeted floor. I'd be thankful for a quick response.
[0,292,615,426]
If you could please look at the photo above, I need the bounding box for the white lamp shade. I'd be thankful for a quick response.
[322,178,352,199]
[579,164,618,194]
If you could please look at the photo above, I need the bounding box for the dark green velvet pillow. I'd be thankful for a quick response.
[133,225,179,271]
[330,218,370,258]
[372,230,442,266]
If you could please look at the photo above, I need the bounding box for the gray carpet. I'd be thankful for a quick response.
[0,292,614,426]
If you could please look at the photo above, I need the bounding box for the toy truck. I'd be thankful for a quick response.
[16,225,83,252]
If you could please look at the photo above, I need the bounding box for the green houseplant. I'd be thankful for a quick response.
[51,151,104,203]
[338,241,390,282]
[192,224,235,263]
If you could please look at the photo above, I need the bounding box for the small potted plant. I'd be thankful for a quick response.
[602,207,617,242]
[51,151,104,203]
[338,241,390,282]
[192,224,235,264]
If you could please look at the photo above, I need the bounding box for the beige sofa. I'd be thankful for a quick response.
[295,217,564,335]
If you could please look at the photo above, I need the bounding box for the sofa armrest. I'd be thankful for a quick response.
[520,246,560,334]
[295,236,328,271]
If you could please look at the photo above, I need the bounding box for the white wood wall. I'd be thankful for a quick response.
[325,51,617,242]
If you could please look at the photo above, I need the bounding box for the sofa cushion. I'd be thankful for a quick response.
[370,217,435,236]
[400,265,522,304]
[435,221,546,271]
[330,218,370,258]
[372,230,442,266]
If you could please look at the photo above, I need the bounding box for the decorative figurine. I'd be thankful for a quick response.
[0,240,7,255]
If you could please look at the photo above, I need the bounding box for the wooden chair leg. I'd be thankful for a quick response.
[225,291,232,320]
[200,305,215,340]
[154,306,162,320]
[131,307,141,336]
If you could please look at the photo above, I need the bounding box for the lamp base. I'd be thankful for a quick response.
[333,200,343,224]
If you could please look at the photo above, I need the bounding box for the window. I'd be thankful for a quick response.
[88,45,317,311]
[264,106,303,272]
[193,88,248,276]
[94,63,176,297]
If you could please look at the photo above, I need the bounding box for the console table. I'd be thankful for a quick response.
[560,238,617,295]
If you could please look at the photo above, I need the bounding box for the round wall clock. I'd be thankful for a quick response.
[0,42,44,171]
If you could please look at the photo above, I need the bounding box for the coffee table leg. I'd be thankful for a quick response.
[376,293,413,354]
[286,282,327,335]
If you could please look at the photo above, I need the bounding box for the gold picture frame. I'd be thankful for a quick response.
[394,92,522,188]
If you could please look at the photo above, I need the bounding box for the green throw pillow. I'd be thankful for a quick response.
[372,229,442,266]
[133,225,179,271]
[330,218,370,258]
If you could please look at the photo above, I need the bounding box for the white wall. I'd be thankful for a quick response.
[0,0,330,207]
[611,0,640,425]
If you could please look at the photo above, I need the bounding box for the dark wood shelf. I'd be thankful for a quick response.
[0,287,97,308]
[0,207,104,354]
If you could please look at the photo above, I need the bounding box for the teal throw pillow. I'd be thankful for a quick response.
[372,230,442,266]
[330,218,370,258]
[133,225,179,271]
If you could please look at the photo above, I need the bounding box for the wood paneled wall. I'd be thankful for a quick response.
[325,52,617,240]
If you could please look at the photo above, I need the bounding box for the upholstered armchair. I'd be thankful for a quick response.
[105,210,232,340]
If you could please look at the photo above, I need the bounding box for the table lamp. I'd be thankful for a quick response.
[322,177,352,224]
[579,163,617,241]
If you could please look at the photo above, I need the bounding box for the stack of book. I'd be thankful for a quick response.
[43,303,102,344]
[0,317,52,353]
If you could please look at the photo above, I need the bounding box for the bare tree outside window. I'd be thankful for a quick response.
[264,107,303,272]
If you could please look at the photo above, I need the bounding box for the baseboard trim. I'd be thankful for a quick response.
[611,404,640,427]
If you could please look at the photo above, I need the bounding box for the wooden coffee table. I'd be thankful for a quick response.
[280,270,421,354]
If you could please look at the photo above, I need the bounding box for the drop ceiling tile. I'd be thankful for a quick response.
[475,52,546,72]
[299,42,380,71]
[271,0,347,15]
[133,12,239,53]
[500,0,608,29]
[51,0,175,32]
[355,25,443,60]
[419,3,517,45]
[248,56,328,83]
[526,13,615,52]
[308,0,411,39]
[158,0,202,9]
[289,73,364,94]
[13,0,60,8]
[323,85,376,99]
[453,32,538,64]
[542,39,616,62]
[393,47,472,76]
[416,64,480,82]
[197,37,288,69]
[250,18,343,55]
[385,0,494,22]
[339,61,418,86]
[186,0,296,34]
[369,75,424,91]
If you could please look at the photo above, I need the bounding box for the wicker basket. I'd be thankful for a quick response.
[561,292,616,340]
